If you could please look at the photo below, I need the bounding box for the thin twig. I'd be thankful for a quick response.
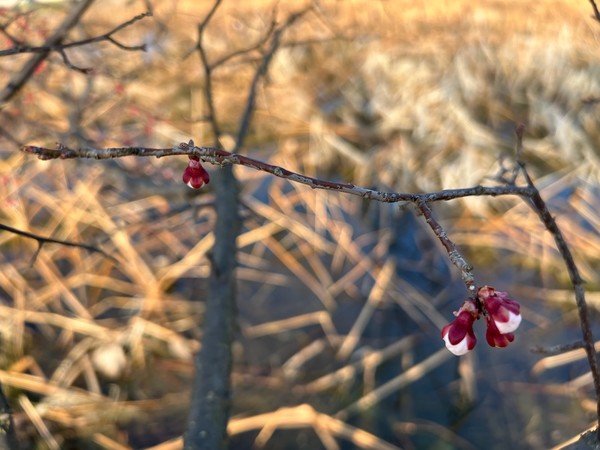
[195,0,222,138]
[20,140,538,299]
[530,341,586,355]
[0,12,151,57]
[58,47,91,74]
[514,125,600,441]
[61,11,150,51]
[415,200,475,293]
[590,0,600,22]
[0,223,115,262]
[209,10,278,69]
[0,0,96,105]
[0,8,34,48]
[234,7,311,148]
[20,142,537,205]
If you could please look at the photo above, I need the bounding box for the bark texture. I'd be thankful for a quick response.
[184,166,239,450]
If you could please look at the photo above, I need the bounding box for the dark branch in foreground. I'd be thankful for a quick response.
[0,223,114,262]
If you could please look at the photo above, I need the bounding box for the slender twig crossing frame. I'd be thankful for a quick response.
[21,139,534,295]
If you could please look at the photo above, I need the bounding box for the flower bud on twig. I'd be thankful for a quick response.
[441,299,478,356]
[182,155,210,189]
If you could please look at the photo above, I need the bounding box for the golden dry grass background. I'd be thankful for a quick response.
[0,0,600,449]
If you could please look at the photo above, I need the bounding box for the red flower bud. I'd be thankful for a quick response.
[441,299,478,356]
[182,156,210,189]
[479,286,522,333]
[478,286,522,348]
[485,315,515,348]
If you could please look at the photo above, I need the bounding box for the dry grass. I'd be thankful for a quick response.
[0,0,599,448]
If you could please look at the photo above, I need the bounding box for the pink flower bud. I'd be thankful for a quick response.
[441,300,478,356]
[478,286,522,335]
[485,315,515,348]
[182,156,210,189]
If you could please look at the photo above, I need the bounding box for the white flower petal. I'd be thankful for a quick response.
[443,334,470,356]
[495,311,522,334]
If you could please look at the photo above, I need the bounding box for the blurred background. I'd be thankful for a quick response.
[0,0,599,448]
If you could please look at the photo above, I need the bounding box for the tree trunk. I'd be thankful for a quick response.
[184,166,239,450]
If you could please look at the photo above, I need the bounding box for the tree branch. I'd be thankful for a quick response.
[0,11,151,58]
[21,142,536,205]
[590,0,600,22]
[0,222,115,263]
[194,0,223,138]
[0,0,96,105]
[415,200,476,294]
[514,125,600,441]
[234,7,310,148]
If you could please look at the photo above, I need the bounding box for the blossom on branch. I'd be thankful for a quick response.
[479,286,522,335]
[441,299,478,356]
[479,285,522,348]
[182,155,210,189]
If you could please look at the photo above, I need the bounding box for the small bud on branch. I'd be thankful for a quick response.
[182,155,210,189]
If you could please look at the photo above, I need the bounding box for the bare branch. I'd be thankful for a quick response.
[530,341,586,355]
[514,126,600,441]
[0,7,33,48]
[208,9,278,69]
[590,0,600,22]
[20,142,537,205]
[235,7,311,149]
[195,0,223,138]
[0,0,96,105]
[21,136,534,299]
[0,12,151,58]
[0,223,115,263]
[61,11,150,52]
[58,47,92,74]
[415,200,476,293]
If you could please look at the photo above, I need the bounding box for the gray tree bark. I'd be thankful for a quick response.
[184,166,239,450]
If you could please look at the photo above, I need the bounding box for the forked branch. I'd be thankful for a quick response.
[22,139,532,296]
[0,223,114,263]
